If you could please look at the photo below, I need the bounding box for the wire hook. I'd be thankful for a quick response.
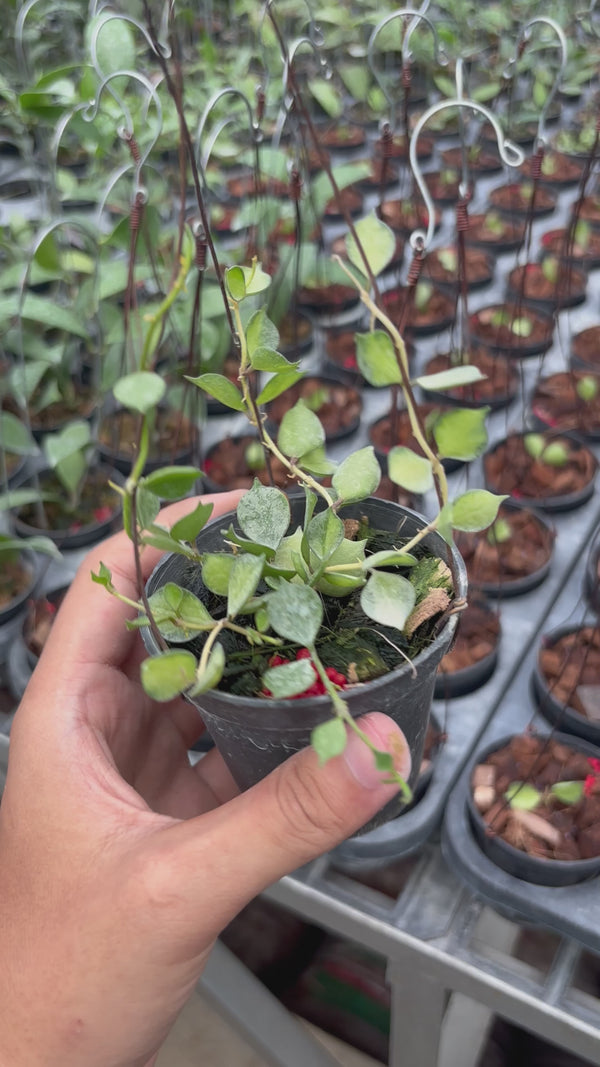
[409,96,524,251]
[503,17,567,148]
[367,5,447,128]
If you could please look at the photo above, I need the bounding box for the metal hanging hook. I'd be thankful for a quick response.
[409,97,524,252]
[196,87,263,193]
[15,0,86,79]
[367,5,447,128]
[82,70,163,197]
[503,17,567,148]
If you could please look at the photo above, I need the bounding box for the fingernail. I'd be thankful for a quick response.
[343,713,412,790]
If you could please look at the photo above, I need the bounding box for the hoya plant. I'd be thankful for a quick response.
[94,212,505,792]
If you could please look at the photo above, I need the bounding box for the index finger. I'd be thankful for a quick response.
[42,491,245,670]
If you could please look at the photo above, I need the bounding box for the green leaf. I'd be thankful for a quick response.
[43,420,91,470]
[360,571,416,631]
[306,509,344,563]
[332,446,381,504]
[170,502,214,543]
[388,447,434,493]
[364,549,418,570]
[373,750,395,773]
[186,372,245,412]
[202,554,234,596]
[0,412,39,456]
[298,446,336,477]
[237,481,290,550]
[262,659,316,698]
[413,366,487,392]
[266,581,323,645]
[91,562,114,591]
[256,368,304,405]
[311,718,348,763]
[141,650,198,701]
[135,485,161,531]
[433,407,490,461]
[308,78,343,118]
[228,553,264,618]
[246,308,280,357]
[346,212,396,279]
[225,266,247,301]
[142,466,203,501]
[0,534,61,560]
[315,536,366,596]
[250,347,297,373]
[0,487,60,512]
[551,781,584,805]
[242,263,272,296]
[146,583,213,642]
[114,372,166,415]
[524,433,545,460]
[0,293,91,339]
[88,12,136,75]
[505,782,541,811]
[222,525,275,559]
[141,524,198,559]
[270,527,304,577]
[451,490,508,533]
[355,331,401,387]
[188,643,226,696]
[278,400,325,459]
[34,232,60,272]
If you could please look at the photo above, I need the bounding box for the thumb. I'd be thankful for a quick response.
[163,713,411,937]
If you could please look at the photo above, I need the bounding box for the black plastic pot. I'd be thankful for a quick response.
[369,412,464,478]
[143,497,467,835]
[532,625,600,746]
[97,403,197,476]
[10,465,123,551]
[483,434,598,513]
[266,377,362,446]
[467,732,600,886]
[6,582,69,700]
[584,538,600,615]
[419,354,519,412]
[434,599,500,700]
[461,501,555,599]
[0,548,42,627]
[469,305,554,360]
[571,326,600,374]
[506,263,587,313]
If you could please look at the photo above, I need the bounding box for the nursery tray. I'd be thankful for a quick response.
[332,489,600,869]
[442,530,600,952]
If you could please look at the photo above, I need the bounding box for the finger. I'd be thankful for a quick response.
[153,714,411,939]
[40,491,245,671]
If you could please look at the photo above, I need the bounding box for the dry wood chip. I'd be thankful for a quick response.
[576,685,600,722]
[404,587,451,637]
[473,785,496,812]
[511,809,562,848]
[343,519,360,541]
[473,763,496,789]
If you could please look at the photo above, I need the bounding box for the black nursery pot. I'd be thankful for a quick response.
[144,498,467,835]
[584,539,600,615]
[532,625,600,746]
[467,732,600,887]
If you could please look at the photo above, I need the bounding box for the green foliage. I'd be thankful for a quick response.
[141,650,198,701]
[345,213,396,279]
[113,372,166,416]
[451,491,507,533]
[360,571,416,632]
[311,718,348,763]
[355,331,402,387]
[237,481,290,550]
[263,659,316,698]
[278,400,325,459]
[332,446,381,504]
[433,407,490,461]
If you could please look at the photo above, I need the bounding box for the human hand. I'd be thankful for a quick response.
[0,491,410,1067]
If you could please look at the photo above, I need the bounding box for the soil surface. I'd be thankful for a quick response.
[424,170,461,204]
[203,435,300,491]
[465,213,525,252]
[531,372,600,436]
[437,599,500,677]
[319,124,367,150]
[297,281,358,314]
[24,587,68,657]
[441,146,502,174]
[422,350,518,407]
[382,285,455,335]
[539,627,600,721]
[470,304,553,356]
[541,227,600,267]
[323,187,364,220]
[374,132,434,161]
[424,246,493,289]
[379,198,440,237]
[0,556,32,609]
[519,151,585,186]
[98,407,197,463]
[456,504,554,588]
[369,403,450,457]
[489,182,556,218]
[267,377,362,440]
[356,158,400,191]
[278,313,313,356]
[572,326,600,371]
[472,734,600,861]
[226,173,288,199]
[507,263,586,308]
[484,433,597,502]
[16,468,120,534]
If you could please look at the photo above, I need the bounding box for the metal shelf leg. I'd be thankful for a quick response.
[199,940,343,1067]
[387,954,450,1067]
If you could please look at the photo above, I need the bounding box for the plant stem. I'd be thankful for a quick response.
[140,245,191,372]
[230,298,335,507]
[309,645,411,801]
[198,618,227,674]
[332,253,449,510]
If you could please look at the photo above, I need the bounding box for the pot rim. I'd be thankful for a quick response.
[143,497,467,713]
